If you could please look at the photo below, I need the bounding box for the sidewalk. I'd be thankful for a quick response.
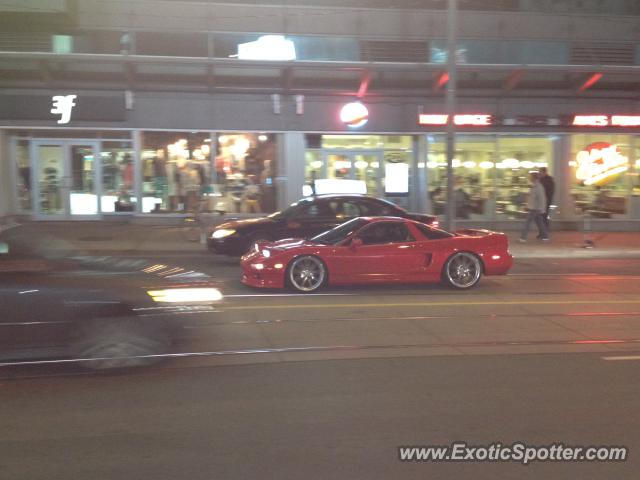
[4,220,640,259]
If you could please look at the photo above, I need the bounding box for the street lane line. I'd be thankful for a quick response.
[602,355,640,361]
[224,299,640,311]
[4,338,640,372]
[225,293,358,298]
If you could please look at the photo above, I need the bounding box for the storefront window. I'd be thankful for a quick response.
[495,136,553,220]
[215,133,278,213]
[305,150,323,192]
[141,132,212,213]
[15,139,31,212]
[570,134,632,219]
[303,135,411,204]
[100,141,135,213]
[427,135,494,220]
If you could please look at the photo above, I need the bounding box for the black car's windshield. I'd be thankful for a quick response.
[311,218,369,245]
[267,198,311,219]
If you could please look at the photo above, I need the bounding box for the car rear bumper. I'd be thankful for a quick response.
[483,251,514,275]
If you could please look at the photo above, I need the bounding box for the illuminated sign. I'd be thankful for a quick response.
[573,115,640,127]
[340,102,369,128]
[236,35,296,61]
[303,179,367,197]
[50,94,77,124]
[575,142,629,186]
[418,114,492,126]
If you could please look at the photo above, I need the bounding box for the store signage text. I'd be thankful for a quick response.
[418,114,492,126]
[50,94,77,124]
[573,115,640,127]
[340,102,369,128]
[575,142,629,186]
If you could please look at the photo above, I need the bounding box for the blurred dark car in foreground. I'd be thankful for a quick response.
[0,228,223,370]
[208,194,438,255]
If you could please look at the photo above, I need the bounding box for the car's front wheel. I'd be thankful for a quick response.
[442,252,482,289]
[75,319,170,370]
[287,255,327,293]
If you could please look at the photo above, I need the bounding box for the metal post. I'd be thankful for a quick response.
[445,0,458,231]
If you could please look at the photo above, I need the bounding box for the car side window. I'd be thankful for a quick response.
[342,201,361,218]
[297,201,332,219]
[357,222,415,245]
[361,200,399,216]
[414,223,454,240]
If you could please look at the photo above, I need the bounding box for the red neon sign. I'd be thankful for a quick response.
[575,142,629,186]
[573,115,640,127]
[611,116,640,127]
[418,114,492,126]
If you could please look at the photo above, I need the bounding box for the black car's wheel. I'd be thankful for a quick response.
[442,252,482,289]
[75,320,170,370]
[286,255,327,293]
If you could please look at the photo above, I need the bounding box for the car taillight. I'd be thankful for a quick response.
[432,219,440,228]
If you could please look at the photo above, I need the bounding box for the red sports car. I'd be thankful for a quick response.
[241,217,513,292]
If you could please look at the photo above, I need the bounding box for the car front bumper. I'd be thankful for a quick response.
[240,251,286,289]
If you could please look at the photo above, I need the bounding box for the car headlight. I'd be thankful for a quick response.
[147,288,224,303]
[212,228,236,239]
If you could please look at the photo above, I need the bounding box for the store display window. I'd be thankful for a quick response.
[101,141,135,213]
[570,134,632,219]
[140,131,213,213]
[215,133,278,213]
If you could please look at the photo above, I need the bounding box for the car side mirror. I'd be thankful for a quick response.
[350,237,363,250]
[0,242,8,255]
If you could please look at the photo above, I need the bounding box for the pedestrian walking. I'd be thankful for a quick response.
[538,166,555,230]
[519,171,549,242]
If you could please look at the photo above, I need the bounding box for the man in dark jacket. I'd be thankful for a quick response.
[539,167,555,229]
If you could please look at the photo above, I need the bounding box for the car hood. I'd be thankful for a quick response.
[259,238,321,251]
[215,216,273,231]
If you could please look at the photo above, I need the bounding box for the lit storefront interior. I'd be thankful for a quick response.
[427,135,555,221]
[569,134,636,219]
[304,135,413,209]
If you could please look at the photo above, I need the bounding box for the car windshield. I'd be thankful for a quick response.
[267,198,311,219]
[311,218,369,245]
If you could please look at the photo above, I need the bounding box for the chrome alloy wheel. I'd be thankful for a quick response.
[288,256,326,292]
[444,252,482,289]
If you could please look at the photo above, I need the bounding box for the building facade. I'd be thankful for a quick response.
[1,0,640,230]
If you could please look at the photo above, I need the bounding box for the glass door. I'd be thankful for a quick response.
[33,142,66,217]
[32,140,99,219]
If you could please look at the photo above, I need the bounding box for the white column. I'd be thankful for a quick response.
[555,134,574,221]
[277,132,306,210]
[0,130,12,219]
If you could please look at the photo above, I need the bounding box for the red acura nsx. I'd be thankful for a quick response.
[241,217,513,293]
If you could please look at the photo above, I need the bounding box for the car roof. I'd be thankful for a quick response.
[306,194,386,201]
[359,216,410,223]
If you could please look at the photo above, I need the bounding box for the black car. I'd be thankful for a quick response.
[207,194,438,255]
[0,227,224,370]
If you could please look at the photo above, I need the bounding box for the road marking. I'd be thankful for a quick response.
[224,299,640,311]
[225,293,357,298]
[602,355,640,361]
[508,274,640,279]
[4,339,640,373]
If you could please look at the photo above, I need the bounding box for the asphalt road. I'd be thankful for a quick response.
[2,255,640,479]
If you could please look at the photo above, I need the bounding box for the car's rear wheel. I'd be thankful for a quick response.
[287,255,327,293]
[442,252,482,289]
[75,320,170,370]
